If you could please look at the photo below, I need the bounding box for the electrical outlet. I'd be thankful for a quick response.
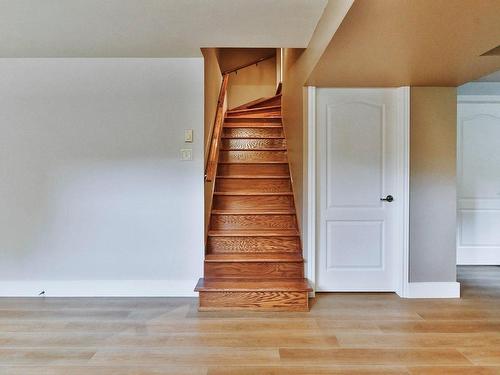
[180,148,192,161]
[184,129,193,143]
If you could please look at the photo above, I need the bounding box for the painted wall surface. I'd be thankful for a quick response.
[409,87,457,282]
[0,59,204,296]
[226,56,276,109]
[282,0,354,233]
[458,82,500,95]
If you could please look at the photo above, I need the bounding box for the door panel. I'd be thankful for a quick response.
[327,102,384,208]
[457,100,500,265]
[317,89,401,291]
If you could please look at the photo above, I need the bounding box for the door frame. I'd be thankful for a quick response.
[304,86,410,297]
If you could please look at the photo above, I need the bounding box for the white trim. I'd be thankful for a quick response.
[311,87,411,297]
[0,280,198,297]
[457,95,500,104]
[305,86,316,295]
[406,282,461,298]
[397,86,411,298]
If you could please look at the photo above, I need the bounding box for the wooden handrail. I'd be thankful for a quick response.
[205,74,229,182]
[222,54,275,75]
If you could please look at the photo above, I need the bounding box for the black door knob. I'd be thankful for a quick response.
[380,195,394,202]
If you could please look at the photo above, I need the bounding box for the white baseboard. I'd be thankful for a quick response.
[457,247,500,265]
[406,282,460,298]
[0,280,199,297]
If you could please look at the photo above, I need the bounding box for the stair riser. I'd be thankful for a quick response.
[207,236,301,253]
[222,138,286,150]
[215,178,291,193]
[210,214,297,231]
[217,163,289,176]
[219,151,287,163]
[205,262,304,279]
[225,116,281,123]
[228,109,281,118]
[199,291,308,311]
[213,195,294,210]
[223,128,283,138]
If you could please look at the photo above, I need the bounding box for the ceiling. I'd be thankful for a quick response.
[476,70,500,82]
[0,0,327,58]
[307,0,500,87]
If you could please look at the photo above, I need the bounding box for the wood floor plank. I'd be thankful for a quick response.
[207,365,410,375]
[0,366,208,375]
[336,333,500,348]
[0,266,498,373]
[408,366,500,375]
[89,347,280,366]
[279,348,471,365]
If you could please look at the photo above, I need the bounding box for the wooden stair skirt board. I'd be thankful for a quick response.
[197,92,311,311]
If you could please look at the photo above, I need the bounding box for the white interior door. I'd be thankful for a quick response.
[316,88,404,292]
[457,97,500,265]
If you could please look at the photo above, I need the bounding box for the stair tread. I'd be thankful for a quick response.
[218,161,288,165]
[221,148,287,151]
[214,192,293,196]
[211,209,295,215]
[221,136,285,139]
[216,175,289,179]
[223,124,282,128]
[205,253,303,263]
[195,278,311,292]
[226,115,282,120]
[208,230,300,237]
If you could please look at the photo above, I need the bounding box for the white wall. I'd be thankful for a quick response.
[458,82,500,96]
[457,96,500,265]
[0,59,204,296]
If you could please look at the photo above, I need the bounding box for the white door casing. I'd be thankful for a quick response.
[457,96,500,265]
[316,88,408,292]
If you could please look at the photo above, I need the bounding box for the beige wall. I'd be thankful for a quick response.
[410,87,457,282]
[282,0,354,231]
[226,56,276,109]
[201,48,223,238]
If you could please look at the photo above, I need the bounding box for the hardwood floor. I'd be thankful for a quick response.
[0,266,499,374]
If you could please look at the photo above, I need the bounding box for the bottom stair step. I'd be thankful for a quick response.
[195,278,311,311]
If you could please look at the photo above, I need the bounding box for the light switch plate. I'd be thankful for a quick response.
[184,129,193,143]
[180,148,192,161]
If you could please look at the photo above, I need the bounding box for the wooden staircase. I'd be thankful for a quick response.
[196,93,311,311]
